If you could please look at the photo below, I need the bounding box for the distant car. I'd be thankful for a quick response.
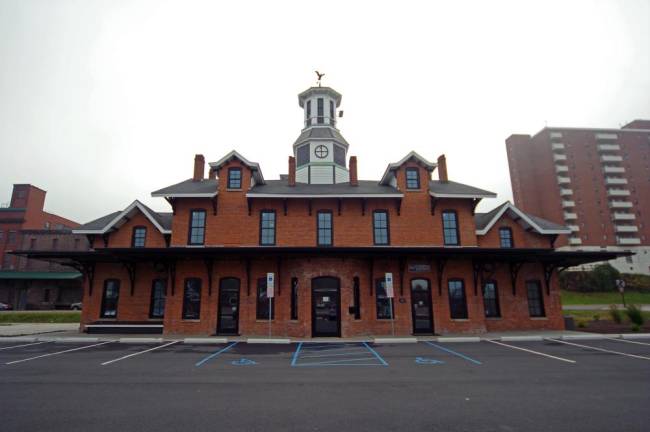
[0,302,12,311]
[70,302,82,310]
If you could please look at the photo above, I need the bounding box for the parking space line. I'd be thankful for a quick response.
[300,350,370,359]
[546,338,650,361]
[0,341,51,351]
[486,340,575,363]
[424,341,482,365]
[6,341,113,365]
[603,337,650,347]
[302,357,379,366]
[290,342,303,366]
[101,341,179,366]
[362,342,388,366]
[195,341,238,367]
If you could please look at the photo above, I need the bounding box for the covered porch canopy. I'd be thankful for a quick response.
[11,247,631,298]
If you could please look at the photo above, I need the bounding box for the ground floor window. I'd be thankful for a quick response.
[182,278,201,320]
[375,279,394,319]
[448,279,468,319]
[290,277,298,320]
[100,279,120,318]
[526,280,545,317]
[150,279,166,319]
[256,277,275,320]
[482,280,501,318]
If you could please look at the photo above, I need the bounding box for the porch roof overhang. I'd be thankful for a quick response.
[10,247,632,268]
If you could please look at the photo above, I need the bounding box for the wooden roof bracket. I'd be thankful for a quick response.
[122,261,136,296]
[165,197,177,215]
[167,260,176,296]
[211,196,218,216]
[204,257,214,296]
[509,261,523,296]
[430,196,438,215]
[436,258,447,296]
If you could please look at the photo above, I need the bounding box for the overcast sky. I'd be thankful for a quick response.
[1,0,649,223]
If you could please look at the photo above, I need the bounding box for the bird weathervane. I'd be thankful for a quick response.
[315,70,325,87]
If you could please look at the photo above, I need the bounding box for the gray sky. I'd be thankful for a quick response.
[1,0,649,223]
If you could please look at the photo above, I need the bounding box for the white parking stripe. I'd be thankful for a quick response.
[486,339,576,364]
[0,341,51,351]
[6,341,113,365]
[101,341,179,366]
[546,338,650,361]
[604,337,650,347]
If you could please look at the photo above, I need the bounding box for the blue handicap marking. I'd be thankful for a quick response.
[231,358,257,366]
[415,357,444,365]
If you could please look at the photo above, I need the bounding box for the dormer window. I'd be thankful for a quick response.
[406,168,420,189]
[132,226,147,248]
[228,168,242,189]
[499,227,514,248]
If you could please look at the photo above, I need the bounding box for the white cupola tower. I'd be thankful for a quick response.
[293,86,350,184]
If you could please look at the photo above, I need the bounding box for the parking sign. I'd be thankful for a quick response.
[267,272,274,298]
[385,272,394,298]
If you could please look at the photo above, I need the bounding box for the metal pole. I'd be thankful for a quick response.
[389,297,395,337]
[269,297,272,338]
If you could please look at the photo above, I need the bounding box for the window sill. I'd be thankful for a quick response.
[182,319,201,322]
[98,317,117,321]
[255,320,276,323]
[226,188,242,192]
[530,317,548,320]
[485,317,502,320]
[451,318,469,322]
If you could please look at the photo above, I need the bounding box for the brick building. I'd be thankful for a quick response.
[506,120,650,274]
[0,184,87,309]
[16,86,623,336]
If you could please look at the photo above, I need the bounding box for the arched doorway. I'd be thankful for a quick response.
[311,277,341,337]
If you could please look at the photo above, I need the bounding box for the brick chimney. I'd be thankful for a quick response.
[288,156,296,187]
[437,154,448,182]
[193,154,205,181]
[349,156,358,186]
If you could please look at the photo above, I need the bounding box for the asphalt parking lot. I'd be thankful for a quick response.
[1,338,649,432]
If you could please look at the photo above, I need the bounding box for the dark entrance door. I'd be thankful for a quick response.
[311,277,341,337]
[410,278,434,334]
[217,278,240,335]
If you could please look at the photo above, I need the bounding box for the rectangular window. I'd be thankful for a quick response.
[100,279,120,318]
[442,211,460,246]
[188,210,206,245]
[405,168,420,189]
[353,277,361,319]
[228,167,242,189]
[149,279,166,318]
[499,227,513,248]
[483,280,501,318]
[373,210,390,245]
[375,279,394,319]
[256,277,275,320]
[259,210,276,245]
[297,145,309,166]
[317,98,324,123]
[182,278,202,320]
[317,211,333,246]
[333,145,345,166]
[132,227,147,247]
[306,100,311,126]
[526,280,545,317]
[290,277,298,320]
[329,100,335,124]
[448,279,468,319]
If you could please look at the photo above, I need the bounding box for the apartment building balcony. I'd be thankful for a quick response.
[607,189,631,196]
[609,201,633,208]
[603,166,625,173]
[598,143,621,151]
[557,176,571,184]
[553,153,567,162]
[552,143,565,150]
[605,177,628,185]
[564,212,578,220]
[555,165,569,173]
[562,200,575,208]
[613,213,636,220]
[568,237,582,245]
[559,188,573,196]
[615,225,638,233]
[601,155,623,162]
[595,133,618,140]
[567,225,580,232]
[550,132,563,139]
[617,237,641,245]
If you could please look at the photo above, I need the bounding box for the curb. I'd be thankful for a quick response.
[499,336,544,342]
[374,337,418,344]
[621,333,650,340]
[184,337,228,344]
[247,338,290,344]
[118,337,164,344]
[437,337,481,343]
[561,334,608,341]
[1,336,38,342]
[55,337,99,343]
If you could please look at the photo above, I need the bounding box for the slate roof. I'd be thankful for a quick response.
[429,180,497,198]
[474,202,570,235]
[293,127,349,147]
[77,211,122,231]
[74,201,173,234]
[151,179,218,197]
[248,180,402,196]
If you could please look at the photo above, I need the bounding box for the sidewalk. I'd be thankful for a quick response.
[0,323,79,337]
[563,304,650,311]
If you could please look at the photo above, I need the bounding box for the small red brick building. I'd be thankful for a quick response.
[16,86,624,336]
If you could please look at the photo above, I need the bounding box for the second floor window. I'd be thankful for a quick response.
[406,168,420,189]
[317,211,333,246]
[132,227,147,247]
[442,211,460,245]
[188,210,206,245]
[373,210,390,245]
[228,168,242,189]
[260,210,276,245]
[499,227,513,248]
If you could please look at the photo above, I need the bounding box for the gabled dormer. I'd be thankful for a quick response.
[208,150,265,193]
[379,151,436,191]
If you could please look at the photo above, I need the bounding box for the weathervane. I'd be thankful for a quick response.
[315,70,325,87]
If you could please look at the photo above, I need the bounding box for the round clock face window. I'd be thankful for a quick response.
[314,145,329,159]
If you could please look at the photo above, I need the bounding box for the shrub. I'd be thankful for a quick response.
[593,314,600,321]
[577,322,586,328]
[625,305,644,326]
[609,304,622,324]
[560,264,621,292]
[631,324,640,332]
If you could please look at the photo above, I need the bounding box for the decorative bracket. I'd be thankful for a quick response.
[338,199,342,216]
[211,196,218,216]
[245,258,251,296]
[430,196,438,215]
[399,255,406,296]
[102,233,110,248]
[122,261,137,296]
[82,262,95,297]
[542,262,557,296]
[436,258,447,296]
[368,257,374,296]
[308,199,313,216]
[204,258,214,296]
[396,198,402,216]
[165,197,177,215]
[164,234,171,248]
[168,261,176,296]
[247,197,252,216]
[361,199,366,216]
[283,199,288,216]
[509,262,523,296]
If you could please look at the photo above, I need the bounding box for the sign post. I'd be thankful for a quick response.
[385,272,395,337]
[616,279,626,307]
[267,272,274,338]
